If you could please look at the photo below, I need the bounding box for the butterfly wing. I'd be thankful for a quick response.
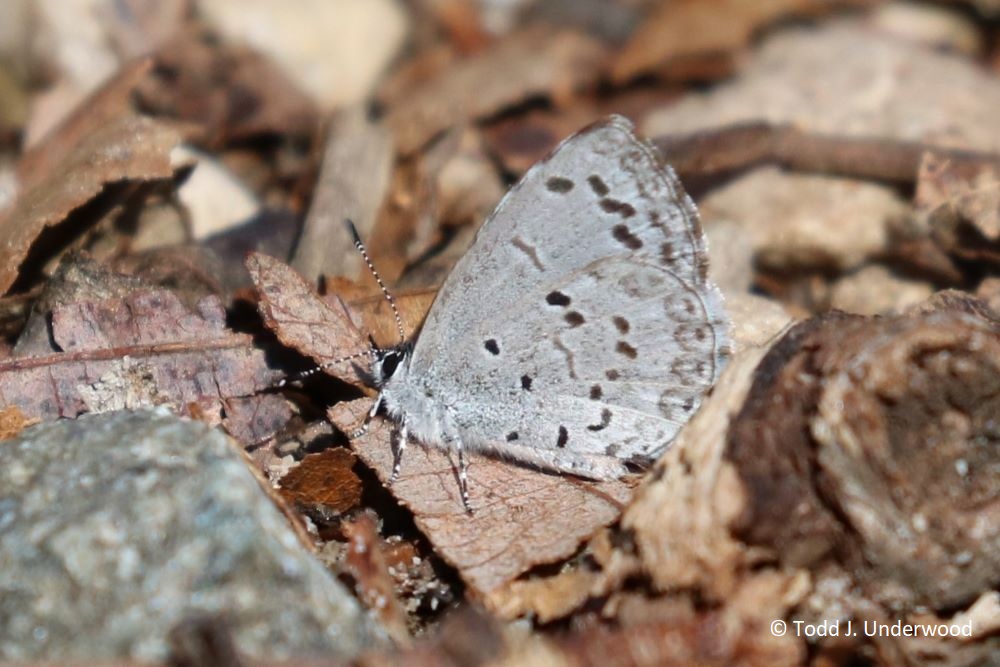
[405,115,730,478]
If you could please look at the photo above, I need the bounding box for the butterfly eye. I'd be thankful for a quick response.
[379,350,403,380]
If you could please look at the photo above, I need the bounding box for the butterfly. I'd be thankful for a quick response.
[327,115,732,512]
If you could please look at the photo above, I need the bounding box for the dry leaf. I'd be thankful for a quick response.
[0,405,39,440]
[330,399,634,596]
[221,394,294,446]
[0,290,279,422]
[246,252,371,388]
[342,513,411,645]
[345,289,436,350]
[278,447,363,516]
[16,58,155,185]
[52,290,230,351]
[483,108,605,177]
[385,27,606,155]
[612,0,871,83]
[0,112,181,295]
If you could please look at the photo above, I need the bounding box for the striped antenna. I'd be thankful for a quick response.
[345,219,406,344]
[274,348,375,388]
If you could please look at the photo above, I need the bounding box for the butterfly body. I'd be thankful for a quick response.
[364,116,730,506]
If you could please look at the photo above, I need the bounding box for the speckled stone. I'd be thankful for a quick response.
[0,409,384,662]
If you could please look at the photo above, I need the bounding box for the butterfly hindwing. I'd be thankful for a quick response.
[402,116,729,478]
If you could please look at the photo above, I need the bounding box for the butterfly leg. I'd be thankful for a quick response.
[350,393,383,439]
[389,419,408,485]
[457,437,471,514]
[441,431,472,514]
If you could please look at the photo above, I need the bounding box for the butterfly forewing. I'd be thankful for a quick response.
[404,116,729,477]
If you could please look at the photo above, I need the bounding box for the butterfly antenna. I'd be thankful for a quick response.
[275,348,376,388]
[345,219,406,345]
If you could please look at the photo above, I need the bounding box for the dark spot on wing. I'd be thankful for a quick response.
[616,341,638,359]
[612,224,643,250]
[649,210,664,230]
[601,198,636,218]
[521,375,533,390]
[587,408,612,432]
[683,297,697,315]
[606,369,620,380]
[506,431,519,441]
[546,176,574,193]
[697,254,710,281]
[589,384,603,400]
[587,175,610,196]
[682,396,695,412]
[557,426,568,448]
[612,316,630,334]
[671,358,698,386]
[546,290,571,306]
[605,443,621,456]
[484,339,500,355]
[696,361,707,378]
[660,242,674,265]
[565,311,585,327]
[696,327,707,341]
[658,388,679,418]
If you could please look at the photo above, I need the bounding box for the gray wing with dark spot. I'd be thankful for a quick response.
[406,115,730,477]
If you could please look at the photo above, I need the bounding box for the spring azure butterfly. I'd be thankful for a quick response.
[353,115,730,511]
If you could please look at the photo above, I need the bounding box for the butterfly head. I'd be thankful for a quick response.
[371,342,413,388]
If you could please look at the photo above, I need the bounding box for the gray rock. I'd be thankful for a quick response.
[0,409,384,662]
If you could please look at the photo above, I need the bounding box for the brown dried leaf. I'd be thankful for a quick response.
[52,290,230,351]
[13,252,150,357]
[0,112,181,295]
[346,289,437,350]
[0,405,39,440]
[278,447,362,516]
[329,399,634,596]
[612,0,871,83]
[16,58,155,186]
[342,513,411,645]
[385,27,607,155]
[0,290,278,421]
[246,252,370,388]
[221,394,294,446]
[483,108,605,177]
